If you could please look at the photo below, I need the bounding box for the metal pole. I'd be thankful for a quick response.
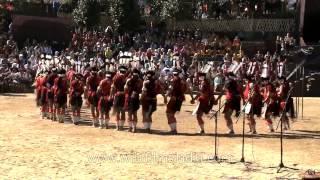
[210,102,226,161]
[297,68,301,118]
[214,113,218,160]
[295,64,298,118]
[301,66,304,119]
[276,87,299,172]
[218,98,221,115]
[279,109,284,170]
[240,111,245,162]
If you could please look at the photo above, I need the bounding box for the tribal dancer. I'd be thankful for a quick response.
[53,69,68,123]
[242,76,262,134]
[195,72,216,134]
[47,68,58,120]
[97,71,113,129]
[124,68,142,133]
[141,70,161,133]
[223,73,241,134]
[69,73,84,125]
[261,78,277,132]
[166,69,187,134]
[111,66,128,130]
[86,67,101,127]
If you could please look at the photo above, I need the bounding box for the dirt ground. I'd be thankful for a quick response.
[0,93,319,179]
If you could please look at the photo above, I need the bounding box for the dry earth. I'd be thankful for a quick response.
[0,93,319,179]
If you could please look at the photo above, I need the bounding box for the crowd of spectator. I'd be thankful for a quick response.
[0,22,297,93]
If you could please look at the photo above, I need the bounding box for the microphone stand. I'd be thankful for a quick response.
[235,84,256,163]
[209,102,226,161]
[236,97,252,163]
[273,86,299,173]
[240,108,246,163]
[209,100,249,164]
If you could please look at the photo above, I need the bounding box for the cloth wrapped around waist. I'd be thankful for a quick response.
[141,97,157,113]
[113,93,125,108]
[70,94,83,107]
[125,94,140,112]
[99,95,113,110]
[87,91,98,106]
[166,96,183,113]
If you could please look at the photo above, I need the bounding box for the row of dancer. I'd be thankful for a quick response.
[34,65,294,135]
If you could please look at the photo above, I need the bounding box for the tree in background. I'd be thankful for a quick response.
[147,0,161,18]
[72,0,87,27]
[72,0,101,28]
[108,0,141,32]
[147,0,181,23]
[68,0,180,31]
[86,0,101,27]
[0,0,14,32]
[159,0,180,21]
[139,0,181,31]
[108,0,123,31]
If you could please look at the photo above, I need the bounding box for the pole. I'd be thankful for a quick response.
[279,107,284,170]
[240,112,245,162]
[218,98,221,115]
[210,102,226,161]
[214,113,218,160]
[299,0,306,36]
[297,67,300,118]
[276,87,299,172]
[295,64,298,118]
[301,66,304,119]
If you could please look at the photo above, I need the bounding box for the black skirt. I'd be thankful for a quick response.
[47,91,54,100]
[88,93,99,107]
[70,95,83,108]
[127,97,140,112]
[114,94,125,108]
[99,98,112,113]
[55,94,67,108]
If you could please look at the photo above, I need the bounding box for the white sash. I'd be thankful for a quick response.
[261,63,269,78]
[244,103,252,114]
[192,103,200,116]
[277,62,284,77]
